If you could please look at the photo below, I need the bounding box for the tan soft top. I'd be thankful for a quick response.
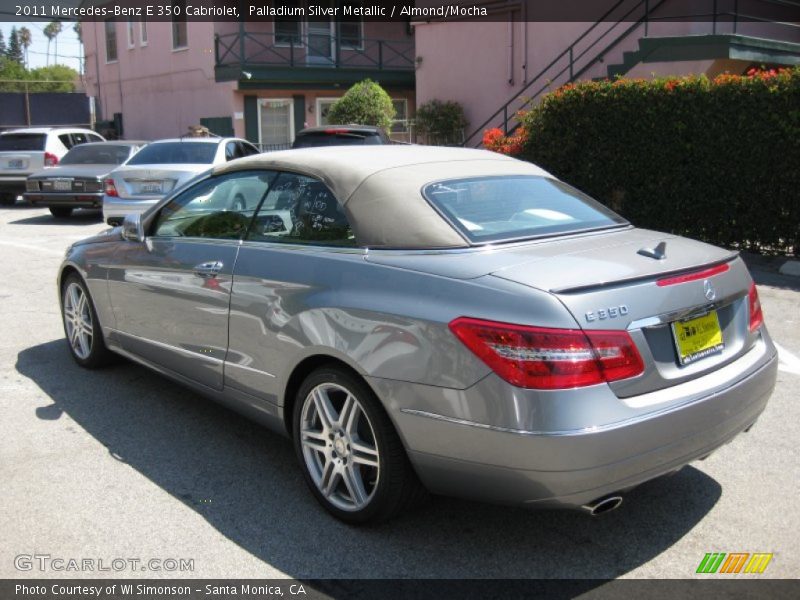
[213,146,554,248]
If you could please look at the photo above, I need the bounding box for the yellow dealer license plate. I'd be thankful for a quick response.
[671,310,724,365]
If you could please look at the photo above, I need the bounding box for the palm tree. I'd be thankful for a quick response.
[43,22,55,66]
[49,21,63,65]
[18,27,32,69]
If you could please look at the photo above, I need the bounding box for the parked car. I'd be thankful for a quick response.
[0,127,105,205]
[102,137,259,225]
[59,146,777,524]
[292,125,391,148]
[25,141,148,218]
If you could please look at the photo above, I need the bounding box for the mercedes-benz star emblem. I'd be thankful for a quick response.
[704,279,716,301]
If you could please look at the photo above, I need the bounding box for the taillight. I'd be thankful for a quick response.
[448,317,644,390]
[748,282,763,332]
[104,178,118,197]
[44,152,59,167]
[656,262,729,287]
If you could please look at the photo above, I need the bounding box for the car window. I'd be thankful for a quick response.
[292,131,382,148]
[60,144,132,165]
[71,133,90,146]
[89,133,105,143]
[152,171,276,240]
[239,141,259,157]
[127,142,218,165]
[423,176,628,244]
[0,134,46,151]
[58,134,75,149]
[225,141,238,161]
[247,172,357,247]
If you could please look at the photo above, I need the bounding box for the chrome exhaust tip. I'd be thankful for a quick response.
[581,494,623,516]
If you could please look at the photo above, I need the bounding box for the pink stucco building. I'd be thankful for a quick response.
[414,0,800,146]
[81,15,415,146]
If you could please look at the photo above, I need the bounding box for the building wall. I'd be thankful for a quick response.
[415,4,799,145]
[82,20,236,140]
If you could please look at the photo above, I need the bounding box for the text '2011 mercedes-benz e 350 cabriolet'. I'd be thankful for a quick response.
[59,146,777,523]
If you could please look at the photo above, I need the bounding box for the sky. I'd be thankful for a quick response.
[1,21,83,72]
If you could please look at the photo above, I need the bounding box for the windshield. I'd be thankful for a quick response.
[423,176,628,244]
[0,133,46,151]
[127,142,217,165]
[60,144,133,165]
[293,132,383,148]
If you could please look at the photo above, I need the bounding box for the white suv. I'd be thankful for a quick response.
[0,127,105,205]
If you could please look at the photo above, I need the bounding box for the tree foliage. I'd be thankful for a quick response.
[415,99,468,145]
[327,79,395,130]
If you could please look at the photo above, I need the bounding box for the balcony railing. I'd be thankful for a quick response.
[215,31,415,72]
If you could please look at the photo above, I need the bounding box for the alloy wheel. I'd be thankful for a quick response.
[63,282,94,360]
[299,382,380,512]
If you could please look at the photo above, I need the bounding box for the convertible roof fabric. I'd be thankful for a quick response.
[213,146,554,248]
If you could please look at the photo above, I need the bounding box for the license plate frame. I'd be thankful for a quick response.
[8,159,24,169]
[671,310,724,365]
[53,179,73,191]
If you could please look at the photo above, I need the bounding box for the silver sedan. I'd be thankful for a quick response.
[58,146,777,523]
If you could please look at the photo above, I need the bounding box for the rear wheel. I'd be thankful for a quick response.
[61,273,114,368]
[293,366,425,524]
[50,206,73,218]
[0,192,16,206]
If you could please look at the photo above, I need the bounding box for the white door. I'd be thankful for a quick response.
[258,99,294,149]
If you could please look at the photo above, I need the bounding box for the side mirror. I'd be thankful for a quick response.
[121,213,145,243]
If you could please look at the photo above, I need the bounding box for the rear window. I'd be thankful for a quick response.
[423,176,628,244]
[293,131,383,148]
[60,144,133,165]
[127,142,217,165]
[0,133,47,151]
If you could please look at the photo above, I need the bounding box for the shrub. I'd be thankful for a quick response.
[499,67,800,254]
[327,79,395,130]
[415,99,468,145]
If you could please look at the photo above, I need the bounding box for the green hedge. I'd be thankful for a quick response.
[517,68,800,255]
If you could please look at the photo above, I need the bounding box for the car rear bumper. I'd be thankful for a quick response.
[0,176,28,194]
[103,196,160,225]
[372,335,777,509]
[25,192,103,208]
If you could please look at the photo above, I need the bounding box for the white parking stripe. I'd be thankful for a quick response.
[774,341,800,375]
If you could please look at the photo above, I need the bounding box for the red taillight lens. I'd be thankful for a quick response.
[448,317,644,390]
[748,282,764,332]
[44,152,59,167]
[104,178,118,197]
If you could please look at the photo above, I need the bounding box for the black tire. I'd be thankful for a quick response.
[292,365,426,524]
[50,206,73,218]
[0,192,16,206]
[61,273,115,368]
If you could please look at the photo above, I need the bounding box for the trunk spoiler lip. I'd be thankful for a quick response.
[549,252,740,295]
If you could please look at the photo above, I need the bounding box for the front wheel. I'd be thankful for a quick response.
[50,206,73,218]
[293,366,425,524]
[61,274,114,368]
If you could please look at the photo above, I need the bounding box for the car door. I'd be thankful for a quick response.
[106,170,275,389]
[226,171,361,401]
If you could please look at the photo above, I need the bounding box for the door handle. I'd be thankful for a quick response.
[194,260,223,278]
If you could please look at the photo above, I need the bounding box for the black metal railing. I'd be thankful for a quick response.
[215,30,415,72]
[463,0,800,147]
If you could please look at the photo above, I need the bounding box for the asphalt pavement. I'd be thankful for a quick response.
[1,204,798,581]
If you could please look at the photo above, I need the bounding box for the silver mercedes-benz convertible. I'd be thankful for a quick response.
[58,146,777,523]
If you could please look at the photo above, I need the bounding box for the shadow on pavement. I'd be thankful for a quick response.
[17,339,721,581]
[10,211,104,226]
